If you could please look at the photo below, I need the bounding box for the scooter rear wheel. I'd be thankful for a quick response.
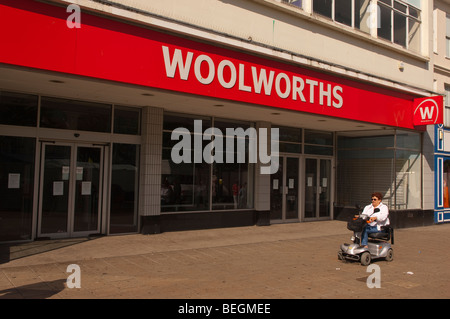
[385,248,394,262]
[360,252,371,266]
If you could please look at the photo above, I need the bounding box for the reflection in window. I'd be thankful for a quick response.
[0,91,38,127]
[40,97,112,133]
[396,149,421,209]
[0,136,36,241]
[114,106,141,135]
[161,114,254,212]
[212,120,255,210]
[447,16,450,57]
[337,130,422,210]
[313,0,371,33]
[354,0,371,32]
[311,0,421,50]
[162,115,212,212]
[110,143,140,233]
[394,10,407,46]
[277,126,302,154]
[313,0,332,19]
[445,85,450,128]
[304,129,334,156]
[281,0,303,9]
[335,0,352,27]
[377,0,421,50]
[161,149,211,212]
[378,4,392,41]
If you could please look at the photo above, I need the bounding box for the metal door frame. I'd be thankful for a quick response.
[302,156,334,221]
[271,154,301,223]
[37,141,106,238]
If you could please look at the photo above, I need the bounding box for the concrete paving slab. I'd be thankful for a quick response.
[0,220,449,300]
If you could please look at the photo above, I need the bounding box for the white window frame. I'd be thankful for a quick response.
[375,0,421,49]
[281,0,303,10]
[444,84,450,128]
[306,0,421,49]
[446,15,450,58]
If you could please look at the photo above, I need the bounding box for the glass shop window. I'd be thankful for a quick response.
[0,91,38,127]
[161,113,255,212]
[0,136,36,241]
[114,105,141,135]
[40,96,112,133]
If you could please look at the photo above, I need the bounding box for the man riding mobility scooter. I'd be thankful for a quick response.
[338,205,394,266]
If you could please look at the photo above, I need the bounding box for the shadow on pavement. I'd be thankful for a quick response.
[0,279,66,299]
[0,236,101,264]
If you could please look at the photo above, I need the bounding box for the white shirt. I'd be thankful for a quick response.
[362,202,390,231]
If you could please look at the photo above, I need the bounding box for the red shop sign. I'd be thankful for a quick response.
[0,0,440,130]
[413,96,444,126]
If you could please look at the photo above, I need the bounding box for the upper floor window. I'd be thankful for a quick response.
[377,0,421,50]
[446,15,450,57]
[312,0,374,33]
[445,85,450,128]
[311,0,421,51]
[281,0,303,9]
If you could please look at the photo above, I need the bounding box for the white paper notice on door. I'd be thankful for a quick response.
[273,179,279,190]
[8,173,20,189]
[289,179,294,189]
[62,166,69,180]
[53,181,64,196]
[76,167,83,181]
[81,181,92,195]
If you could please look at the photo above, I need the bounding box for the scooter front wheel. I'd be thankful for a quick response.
[385,248,394,262]
[360,252,371,266]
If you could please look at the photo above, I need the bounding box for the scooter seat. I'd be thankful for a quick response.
[368,232,389,240]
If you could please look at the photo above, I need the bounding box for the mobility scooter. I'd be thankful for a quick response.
[338,206,394,266]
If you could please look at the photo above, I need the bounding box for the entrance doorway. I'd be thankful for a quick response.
[270,156,300,222]
[37,142,105,238]
[304,157,332,220]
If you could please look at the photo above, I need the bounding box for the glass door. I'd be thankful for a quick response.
[38,142,103,238]
[319,159,332,218]
[270,156,284,220]
[73,146,102,233]
[39,144,71,235]
[286,157,299,219]
[270,156,300,222]
[304,158,317,219]
[304,157,332,220]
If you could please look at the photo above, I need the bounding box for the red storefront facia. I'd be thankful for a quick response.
[0,0,443,129]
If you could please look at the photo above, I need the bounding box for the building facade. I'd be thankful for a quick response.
[433,0,450,223]
[0,0,444,242]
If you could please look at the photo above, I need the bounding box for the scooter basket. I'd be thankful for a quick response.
[347,217,366,232]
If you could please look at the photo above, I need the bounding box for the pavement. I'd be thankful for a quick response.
[0,220,450,300]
